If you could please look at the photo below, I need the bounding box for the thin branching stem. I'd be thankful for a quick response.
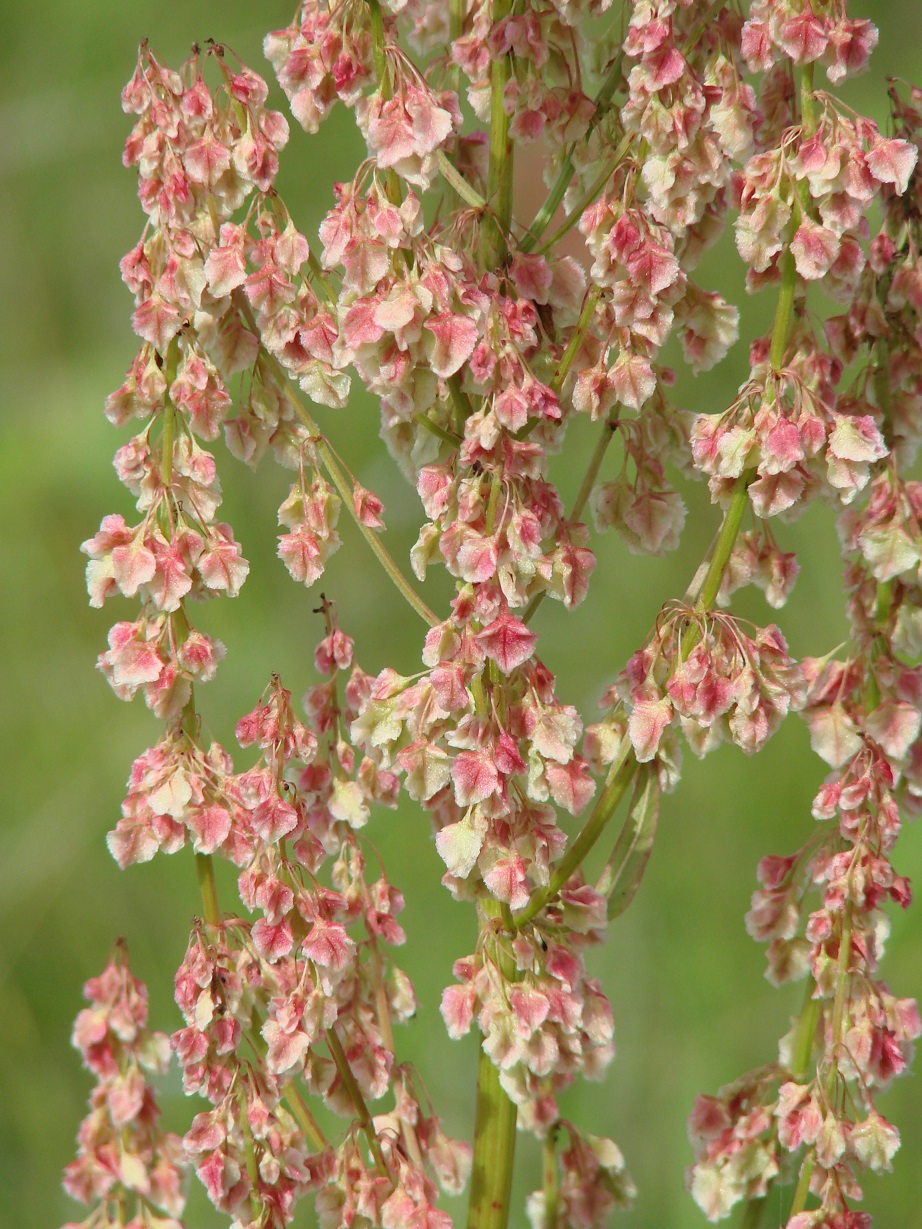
[521,55,624,252]
[267,356,439,628]
[327,1026,391,1178]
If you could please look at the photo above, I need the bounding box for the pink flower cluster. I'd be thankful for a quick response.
[594,605,805,776]
[62,948,187,1229]
[687,71,922,1226]
[354,611,595,900]
[741,2,878,85]
[690,335,889,518]
[441,885,618,1123]
[70,3,922,1228]
[90,609,467,1227]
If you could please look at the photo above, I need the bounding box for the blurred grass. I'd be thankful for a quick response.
[1,2,921,1227]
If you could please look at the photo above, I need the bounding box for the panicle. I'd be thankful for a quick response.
[77,3,922,1227]
[62,944,188,1228]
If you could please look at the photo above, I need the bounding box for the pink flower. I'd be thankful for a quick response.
[476,613,537,673]
[451,751,501,807]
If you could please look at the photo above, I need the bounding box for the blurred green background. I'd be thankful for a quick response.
[2,2,921,1226]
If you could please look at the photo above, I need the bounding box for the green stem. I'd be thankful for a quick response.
[468,1046,518,1229]
[679,473,751,657]
[450,0,464,67]
[480,0,514,269]
[770,247,796,374]
[533,133,632,258]
[367,0,402,205]
[195,853,221,928]
[306,250,335,304]
[788,1154,816,1221]
[159,342,180,488]
[515,745,635,927]
[367,0,388,88]
[602,762,660,920]
[414,411,462,446]
[327,1026,390,1178]
[694,474,751,614]
[369,942,396,1055]
[179,688,222,929]
[467,899,518,1229]
[800,63,816,138]
[283,1081,327,1151]
[238,1082,263,1216]
[570,416,619,525]
[437,149,488,211]
[445,0,466,201]
[874,577,893,629]
[792,979,820,1082]
[471,669,489,716]
[541,1125,560,1229]
[873,338,893,446]
[485,471,502,537]
[521,56,624,252]
[161,401,175,488]
[828,911,853,1080]
[448,372,475,425]
[269,360,438,628]
[552,285,602,396]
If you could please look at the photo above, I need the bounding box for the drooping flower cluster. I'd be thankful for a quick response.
[686,55,922,1224]
[687,718,920,1224]
[82,43,288,721]
[172,622,470,1228]
[71,4,922,1229]
[99,602,468,1227]
[353,603,596,903]
[441,884,618,1121]
[590,603,806,783]
[690,330,890,518]
[568,0,757,554]
[62,947,187,1229]
[447,0,608,151]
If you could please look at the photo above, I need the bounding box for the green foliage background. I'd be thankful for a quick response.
[1,2,920,1226]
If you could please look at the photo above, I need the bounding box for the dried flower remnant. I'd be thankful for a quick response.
[71,4,922,1229]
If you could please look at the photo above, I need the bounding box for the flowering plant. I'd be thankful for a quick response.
[66,2,922,1228]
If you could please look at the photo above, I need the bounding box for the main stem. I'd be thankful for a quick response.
[480,0,514,270]
[467,899,518,1229]
[467,12,519,1226]
[327,1026,390,1178]
[736,149,809,1229]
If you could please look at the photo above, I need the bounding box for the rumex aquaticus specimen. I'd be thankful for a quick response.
[66,4,922,1229]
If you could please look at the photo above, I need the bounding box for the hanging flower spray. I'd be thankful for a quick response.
[67,3,922,1227]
